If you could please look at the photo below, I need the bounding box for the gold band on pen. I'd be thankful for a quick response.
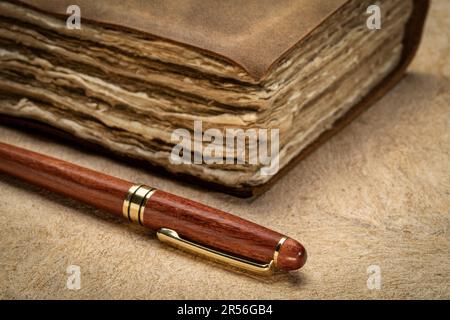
[273,236,288,268]
[123,185,156,225]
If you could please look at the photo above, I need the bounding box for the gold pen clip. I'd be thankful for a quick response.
[156,228,275,275]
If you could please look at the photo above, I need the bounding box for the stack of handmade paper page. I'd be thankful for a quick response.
[0,0,428,195]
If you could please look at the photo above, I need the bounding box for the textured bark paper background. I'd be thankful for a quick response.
[0,1,449,299]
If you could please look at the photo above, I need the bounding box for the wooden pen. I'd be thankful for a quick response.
[0,142,306,275]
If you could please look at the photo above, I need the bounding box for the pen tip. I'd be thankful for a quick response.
[276,238,307,271]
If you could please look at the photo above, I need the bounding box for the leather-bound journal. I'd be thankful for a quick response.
[0,0,429,197]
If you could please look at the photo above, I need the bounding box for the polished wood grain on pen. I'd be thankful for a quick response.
[0,142,306,271]
[143,192,306,270]
[0,141,132,215]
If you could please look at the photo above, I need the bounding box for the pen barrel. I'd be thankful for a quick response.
[0,142,306,271]
[141,191,306,270]
[0,142,133,216]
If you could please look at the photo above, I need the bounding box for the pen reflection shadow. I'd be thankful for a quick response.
[1,173,306,286]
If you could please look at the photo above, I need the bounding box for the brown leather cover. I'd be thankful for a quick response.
[17,0,354,80]
[2,0,430,197]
